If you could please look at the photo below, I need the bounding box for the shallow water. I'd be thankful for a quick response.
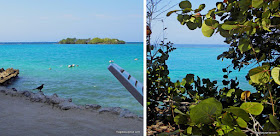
[0,43,143,115]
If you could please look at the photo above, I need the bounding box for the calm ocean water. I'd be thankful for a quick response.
[167,44,255,91]
[0,43,143,115]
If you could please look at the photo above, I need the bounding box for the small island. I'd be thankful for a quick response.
[58,37,125,44]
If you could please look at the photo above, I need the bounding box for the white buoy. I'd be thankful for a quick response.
[134,58,138,61]
[109,60,114,63]
[68,65,72,68]
[72,64,75,67]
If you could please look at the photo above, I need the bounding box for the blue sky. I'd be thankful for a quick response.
[0,0,143,42]
[150,0,226,44]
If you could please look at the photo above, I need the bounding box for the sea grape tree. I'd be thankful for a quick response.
[146,0,280,135]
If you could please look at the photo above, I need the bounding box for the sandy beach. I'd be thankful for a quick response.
[0,87,143,136]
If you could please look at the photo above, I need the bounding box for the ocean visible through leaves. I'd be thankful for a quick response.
[0,42,143,115]
[167,44,254,91]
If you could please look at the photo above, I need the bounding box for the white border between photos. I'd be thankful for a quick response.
[143,0,147,135]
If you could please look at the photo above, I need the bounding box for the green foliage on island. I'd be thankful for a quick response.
[58,37,125,44]
[147,0,280,135]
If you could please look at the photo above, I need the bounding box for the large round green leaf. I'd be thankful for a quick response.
[252,0,263,8]
[195,4,206,13]
[249,65,270,84]
[190,98,222,124]
[177,14,183,23]
[183,15,191,20]
[183,8,192,13]
[205,19,219,27]
[240,102,264,115]
[221,113,234,128]
[179,1,192,9]
[199,4,205,10]
[238,38,251,53]
[269,114,280,129]
[216,2,224,10]
[202,22,214,37]
[271,1,280,9]
[236,117,247,128]
[224,107,250,121]
[196,17,202,28]
[202,19,218,37]
[219,29,230,37]
[206,8,216,18]
[187,21,198,30]
[198,4,205,11]
[187,127,192,135]
[271,67,280,85]
[174,114,188,125]
[221,24,239,30]
[239,0,251,11]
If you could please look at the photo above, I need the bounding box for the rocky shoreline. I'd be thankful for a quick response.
[0,86,142,120]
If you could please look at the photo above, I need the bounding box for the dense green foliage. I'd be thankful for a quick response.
[58,37,125,44]
[148,0,280,135]
[76,38,91,44]
[59,38,78,44]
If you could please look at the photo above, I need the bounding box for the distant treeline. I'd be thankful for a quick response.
[58,38,125,44]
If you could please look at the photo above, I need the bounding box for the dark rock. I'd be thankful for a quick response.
[5,89,18,96]
[120,109,138,118]
[22,91,31,97]
[85,104,101,110]
[16,91,24,97]
[30,92,46,102]
[12,88,17,92]
[0,89,6,93]
[98,107,138,118]
[77,105,86,110]
[45,95,51,103]
[67,98,72,102]
[50,93,65,104]
[98,107,122,115]
[59,101,78,110]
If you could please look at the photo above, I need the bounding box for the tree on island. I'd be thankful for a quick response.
[89,37,104,44]
[59,38,76,44]
[147,0,280,135]
[75,38,91,44]
[59,37,125,44]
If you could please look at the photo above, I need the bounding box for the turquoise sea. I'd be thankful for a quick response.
[0,43,143,115]
[167,44,255,91]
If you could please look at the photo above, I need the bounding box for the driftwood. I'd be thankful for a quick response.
[0,68,19,85]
